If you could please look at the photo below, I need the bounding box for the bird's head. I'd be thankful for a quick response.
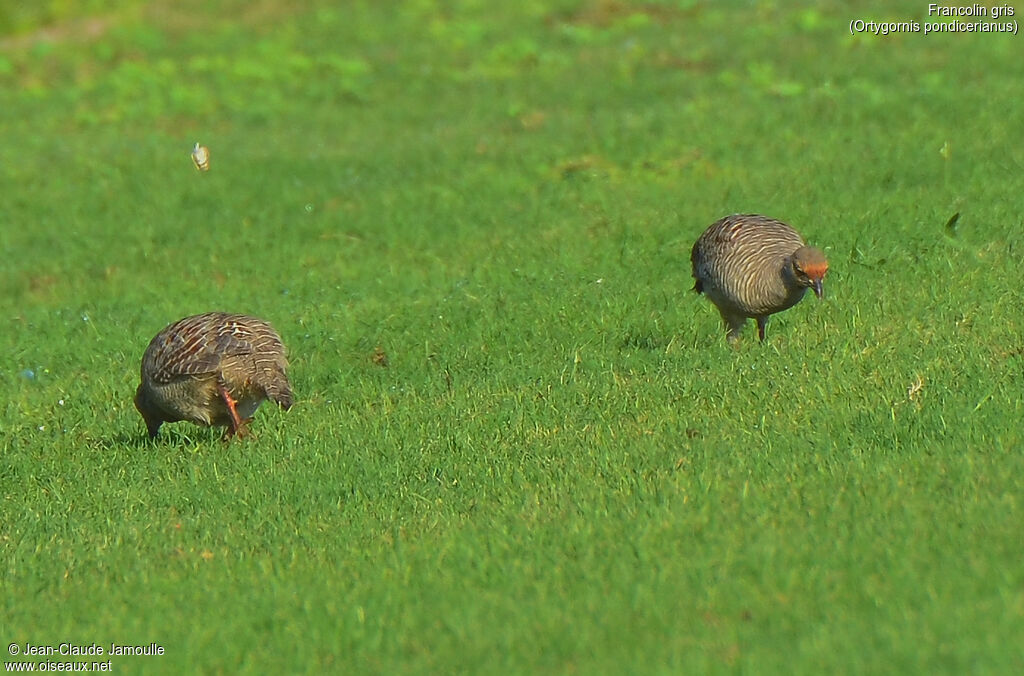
[133,383,164,439]
[791,246,829,299]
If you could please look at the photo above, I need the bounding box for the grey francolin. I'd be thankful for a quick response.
[691,214,828,342]
[134,312,293,439]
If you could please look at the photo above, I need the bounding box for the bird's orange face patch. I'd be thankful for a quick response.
[802,262,829,280]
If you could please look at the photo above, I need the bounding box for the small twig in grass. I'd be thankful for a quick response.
[907,375,924,401]
[892,375,925,412]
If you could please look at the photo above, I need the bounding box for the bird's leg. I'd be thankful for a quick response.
[756,317,768,342]
[217,381,249,440]
[723,313,746,344]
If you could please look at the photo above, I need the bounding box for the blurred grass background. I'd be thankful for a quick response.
[1,0,1022,673]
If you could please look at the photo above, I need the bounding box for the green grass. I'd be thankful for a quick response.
[2,0,1023,672]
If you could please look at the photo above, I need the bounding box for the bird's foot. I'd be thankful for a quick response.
[223,418,255,441]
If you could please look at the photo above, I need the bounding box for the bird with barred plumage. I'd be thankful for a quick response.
[691,214,828,343]
[134,312,293,439]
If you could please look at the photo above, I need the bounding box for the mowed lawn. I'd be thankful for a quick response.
[2,0,1022,672]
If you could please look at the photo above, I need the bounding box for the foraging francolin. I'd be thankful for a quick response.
[134,312,293,439]
[691,214,828,342]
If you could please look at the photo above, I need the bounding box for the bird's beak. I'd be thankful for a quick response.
[812,278,824,299]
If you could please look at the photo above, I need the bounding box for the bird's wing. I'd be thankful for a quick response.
[148,315,256,383]
[211,320,259,357]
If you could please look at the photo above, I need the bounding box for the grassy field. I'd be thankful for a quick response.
[2,0,1023,672]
